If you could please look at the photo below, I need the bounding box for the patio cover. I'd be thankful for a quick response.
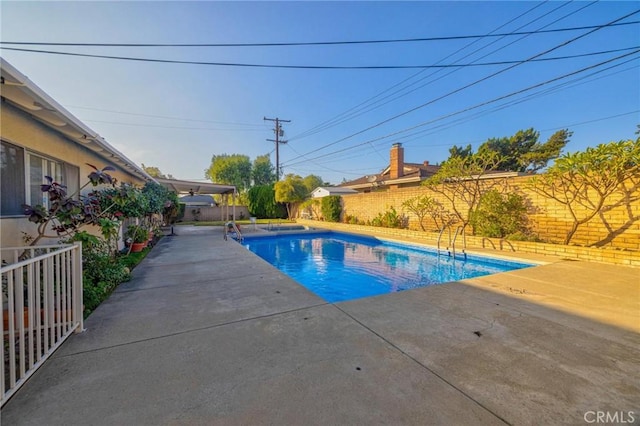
[155,178,238,221]
[155,178,236,195]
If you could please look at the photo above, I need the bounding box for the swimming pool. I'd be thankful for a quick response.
[243,232,534,303]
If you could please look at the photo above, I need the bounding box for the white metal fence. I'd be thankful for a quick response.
[1,243,83,407]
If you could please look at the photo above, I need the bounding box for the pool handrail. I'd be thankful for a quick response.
[224,221,243,242]
[452,225,467,260]
[437,226,451,256]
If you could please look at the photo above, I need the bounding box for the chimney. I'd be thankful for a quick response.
[390,143,404,180]
[423,160,429,166]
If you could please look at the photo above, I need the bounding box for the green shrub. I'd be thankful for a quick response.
[470,189,529,238]
[124,224,149,243]
[247,184,287,219]
[163,193,181,224]
[119,250,148,269]
[97,184,149,219]
[345,214,359,224]
[321,196,342,222]
[142,181,170,215]
[82,254,130,316]
[67,233,130,317]
[371,206,405,229]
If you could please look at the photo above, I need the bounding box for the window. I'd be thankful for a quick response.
[28,153,64,208]
[1,141,26,215]
[1,140,80,216]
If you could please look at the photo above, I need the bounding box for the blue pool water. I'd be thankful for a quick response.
[243,232,534,303]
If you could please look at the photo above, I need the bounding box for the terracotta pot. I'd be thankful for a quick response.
[130,242,146,252]
[3,307,30,329]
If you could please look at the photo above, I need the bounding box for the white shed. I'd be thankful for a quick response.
[310,187,358,198]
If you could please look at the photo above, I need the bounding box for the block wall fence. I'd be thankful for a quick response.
[298,175,640,267]
[183,206,250,222]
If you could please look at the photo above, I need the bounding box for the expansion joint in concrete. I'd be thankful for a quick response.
[332,304,512,426]
[55,302,328,359]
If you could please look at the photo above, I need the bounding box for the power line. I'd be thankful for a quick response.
[1,21,637,47]
[291,53,639,168]
[289,46,633,169]
[66,105,268,127]
[283,49,640,168]
[283,9,640,165]
[287,0,574,142]
[543,110,640,132]
[289,108,640,177]
[389,60,640,150]
[284,142,382,176]
[81,119,268,131]
[286,1,582,149]
[279,56,640,173]
[294,1,593,139]
[3,45,637,70]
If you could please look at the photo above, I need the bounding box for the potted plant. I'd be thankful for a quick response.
[124,224,149,252]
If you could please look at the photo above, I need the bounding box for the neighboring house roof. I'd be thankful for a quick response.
[311,186,359,198]
[179,194,217,206]
[341,162,441,190]
[155,178,236,195]
[0,58,153,182]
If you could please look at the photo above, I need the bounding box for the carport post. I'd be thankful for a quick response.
[223,194,228,221]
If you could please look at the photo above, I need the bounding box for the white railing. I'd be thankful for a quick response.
[1,243,83,407]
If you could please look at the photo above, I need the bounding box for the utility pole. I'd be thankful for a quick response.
[264,116,291,180]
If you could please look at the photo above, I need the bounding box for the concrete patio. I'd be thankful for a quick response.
[2,225,638,425]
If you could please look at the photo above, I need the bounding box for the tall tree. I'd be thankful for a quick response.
[476,128,571,172]
[448,144,473,159]
[204,154,252,192]
[274,174,308,219]
[247,184,286,219]
[521,129,572,172]
[302,174,324,194]
[252,154,276,186]
[141,163,166,179]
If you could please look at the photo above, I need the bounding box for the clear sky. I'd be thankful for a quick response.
[1,1,638,184]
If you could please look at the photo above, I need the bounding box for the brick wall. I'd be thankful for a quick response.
[334,175,640,252]
[297,219,640,267]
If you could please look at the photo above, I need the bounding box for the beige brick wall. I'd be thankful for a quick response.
[332,175,640,252]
